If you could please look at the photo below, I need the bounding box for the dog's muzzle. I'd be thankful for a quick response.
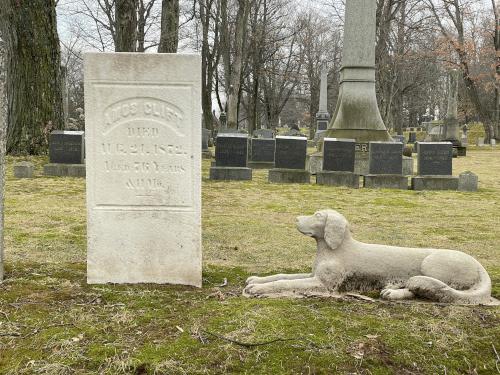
[296,216,314,236]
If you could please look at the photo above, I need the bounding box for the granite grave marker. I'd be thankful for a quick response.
[368,142,403,175]
[322,138,355,172]
[215,134,248,167]
[274,136,307,170]
[49,130,85,164]
[417,142,452,176]
[251,138,275,163]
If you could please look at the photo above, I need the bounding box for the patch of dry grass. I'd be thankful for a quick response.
[0,149,499,374]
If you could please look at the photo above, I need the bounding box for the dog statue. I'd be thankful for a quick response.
[244,209,497,305]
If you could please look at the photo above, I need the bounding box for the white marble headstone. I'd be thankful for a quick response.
[84,53,201,286]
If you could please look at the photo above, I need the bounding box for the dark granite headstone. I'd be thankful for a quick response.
[215,134,248,167]
[322,138,355,172]
[274,136,307,170]
[368,142,403,175]
[317,120,328,131]
[202,128,210,151]
[251,139,275,162]
[49,130,85,164]
[408,132,417,143]
[417,142,453,175]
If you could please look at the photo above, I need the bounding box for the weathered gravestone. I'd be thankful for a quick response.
[202,128,210,151]
[14,162,35,178]
[44,130,86,177]
[458,171,478,192]
[249,138,275,169]
[84,53,202,286]
[269,136,309,183]
[210,134,252,180]
[412,142,458,190]
[364,141,407,189]
[317,138,359,188]
[201,128,212,159]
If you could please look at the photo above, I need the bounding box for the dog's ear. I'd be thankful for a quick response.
[324,212,347,249]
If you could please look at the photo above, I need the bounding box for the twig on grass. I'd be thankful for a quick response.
[200,329,335,350]
[0,310,9,321]
[492,344,500,373]
[0,332,21,337]
[200,329,300,348]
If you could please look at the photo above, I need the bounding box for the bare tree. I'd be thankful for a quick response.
[116,0,138,51]
[198,0,222,130]
[138,0,159,51]
[60,0,161,51]
[221,0,250,129]
[428,0,495,141]
[493,0,499,139]
[158,0,180,52]
[297,10,339,137]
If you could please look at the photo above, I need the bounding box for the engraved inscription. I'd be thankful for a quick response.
[95,97,192,207]
[355,143,369,152]
[418,145,452,175]
[102,98,184,134]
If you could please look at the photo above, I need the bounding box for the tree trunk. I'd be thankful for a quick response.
[200,0,219,131]
[158,0,180,53]
[137,0,146,52]
[226,0,250,129]
[0,82,5,280]
[393,0,406,135]
[116,0,138,52]
[0,0,64,154]
[493,0,500,139]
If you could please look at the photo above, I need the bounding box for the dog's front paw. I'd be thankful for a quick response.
[381,288,414,301]
[243,283,270,297]
[245,276,260,285]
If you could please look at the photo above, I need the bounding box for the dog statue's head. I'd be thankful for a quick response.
[296,209,349,249]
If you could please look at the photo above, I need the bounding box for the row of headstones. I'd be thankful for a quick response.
[14,130,86,178]
[209,135,477,191]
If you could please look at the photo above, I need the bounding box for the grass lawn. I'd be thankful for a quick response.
[0,147,499,374]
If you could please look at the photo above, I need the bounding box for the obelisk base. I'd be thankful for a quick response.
[324,128,392,144]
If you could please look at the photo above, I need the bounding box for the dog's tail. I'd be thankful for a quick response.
[407,266,495,305]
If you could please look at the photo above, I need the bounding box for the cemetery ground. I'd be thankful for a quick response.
[0,149,499,375]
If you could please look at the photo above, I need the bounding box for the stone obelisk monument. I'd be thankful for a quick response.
[442,70,461,145]
[325,0,391,144]
[316,62,330,132]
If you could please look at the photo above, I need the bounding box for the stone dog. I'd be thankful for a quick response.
[244,209,497,305]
